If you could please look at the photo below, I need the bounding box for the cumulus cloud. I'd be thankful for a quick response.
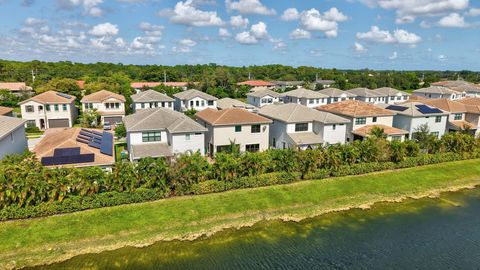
[179,38,197,46]
[88,22,119,36]
[354,42,367,53]
[438,54,447,61]
[58,0,104,17]
[466,8,480,17]
[234,21,269,44]
[287,7,348,38]
[235,31,257,44]
[230,15,249,28]
[437,13,468,27]
[219,28,231,37]
[225,0,276,15]
[356,26,421,45]
[389,51,398,60]
[250,21,268,38]
[168,0,224,27]
[288,28,311,39]
[281,8,300,21]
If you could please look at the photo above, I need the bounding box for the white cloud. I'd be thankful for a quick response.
[438,54,447,61]
[230,15,249,28]
[172,46,193,53]
[273,41,287,51]
[169,0,224,27]
[466,8,480,17]
[58,0,104,17]
[88,23,119,36]
[281,8,300,21]
[323,7,349,22]
[235,31,257,44]
[225,0,276,15]
[219,28,231,37]
[389,51,398,60]
[354,42,367,53]
[437,13,468,27]
[179,38,197,46]
[356,26,421,45]
[139,22,164,37]
[24,17,46,26]
[250,21,268,38]
[298,8,348,38]
[289,28,311,39]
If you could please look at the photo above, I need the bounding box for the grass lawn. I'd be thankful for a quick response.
[1,159,480,269]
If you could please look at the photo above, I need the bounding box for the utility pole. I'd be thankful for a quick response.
[31,69,37,83]
[163,70,166,83]
[248,72,251,80]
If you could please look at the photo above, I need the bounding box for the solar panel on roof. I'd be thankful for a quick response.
[100,132,114,156]
[56,92,72,99]
[76,138,90,144]
[54,147,80,157]
[386,105,408,112]
[88,141,102,149]
[415,104,443,114]
[41,154,94,166]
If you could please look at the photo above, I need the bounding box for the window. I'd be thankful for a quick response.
[295,123,308,132]
[62,104,67,111]
[272,138,276,147]
[332,124,336,130]
[141,103,145,109]
[106,103,110,109]
[308,99,314,104]
[115,103,120,109]
[161,102,165,107]
[392,136,402,141]
[185,134,191,140]
[25,105,34,113]
[333,97,338,102]
[201,100,205,107]
[372,116,377,123]
[453,113,462,120]
[26,120,36,127]
[431,132,440,138]
[282,142,286,149]
[396,96,401,101]
[435,116,442,123]
[355,117,366,125]
[190,100,194,107]
[235,125,242,132]
[207,100,214,106]
[251,124,261,133]
[196,100,200,107]
[38,105,43,111]
[54,104,59,111]
[142,131,161,142]
[46,105,51,111]
[246,144,260,153]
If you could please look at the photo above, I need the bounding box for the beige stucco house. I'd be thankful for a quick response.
[81,90,126,124]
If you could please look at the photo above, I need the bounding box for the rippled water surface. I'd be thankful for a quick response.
[33,188,480,270]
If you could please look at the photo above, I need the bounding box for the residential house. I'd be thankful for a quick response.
[434,81,480,98]
[318,100,408,142]
[346,88,387,104]
[20,91,77,129]
[0,82,33,95]
[237,80,275,88]
[124,108,207,161]
[246,89,282,108]
[458,98,480,136]
[131,89,175,112]
[317,88,357,104]
[272,81,304,91]
[283,88,328,108]
[413,86,465,100]
[0,106,13,116]
[216,98,256,111]
[33,128,115,169]
[374,87,410,104]
[421,99,478,134]
[0,116,27,160]
[173,89,218,112]
[81,90,126,124]
[196,108,272,155]
[314,79,335,89]
[377,102,449,139]
[258,103,350,149]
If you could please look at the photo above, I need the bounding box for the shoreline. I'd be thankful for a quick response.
[1,160,480,269]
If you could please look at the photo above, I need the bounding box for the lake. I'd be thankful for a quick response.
[31,188,480,270]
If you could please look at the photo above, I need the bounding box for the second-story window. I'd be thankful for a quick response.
[185,134,191,140]
[435,116,442,123]
[25,105,34,112]
[46,105,51,111]
[54,104,59,111]
[295,123,308,132]
[63,104,67,111]
[115,103,120,109]
[207,100,214,106]
[251,124,261,133]
[142,131,161,142]
[235,125,242,132]
[355,117,367,125]
[372,116,377,123]
[453,113,462,120]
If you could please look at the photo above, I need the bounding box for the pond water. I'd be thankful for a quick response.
[32,188,480,270]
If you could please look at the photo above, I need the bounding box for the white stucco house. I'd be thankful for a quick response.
[283,88,329,108]
[318,100,409,142]
[124,108,207,161]
[0,116,27,160]
[413,86,465,100]
[258,103,350,149]
[131,89,175,112]
[374,87,410,104]
[421,98,478,134]
[246,89,282,108]
[345,88,387,104]
[196,108,272,156]
[317,88,357,104]
[81,90,126,124]
[20,91,77,129]
[173,89,218,112]
[432,80,480,98]
[377,102,449,139]
[458,98,480,137]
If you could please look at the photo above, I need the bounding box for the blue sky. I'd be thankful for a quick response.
[0,0,479,70]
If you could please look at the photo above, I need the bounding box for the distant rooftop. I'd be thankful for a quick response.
[237,80,275,87]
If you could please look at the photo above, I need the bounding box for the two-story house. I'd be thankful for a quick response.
[258,103,350,149]
[173,89,218,112]
[346,88,387,104]
[421,99,478,134]
[318,100,408,142]
[246,89,282,108]
[81,90,126,124]
[131,89,174,112]
[283,88,329,108]
[196,108,272,156]
[20,91,77,129]
[317,88,357,104]
[458,98,480,136]
[374,87,410,104]
[377,102,449,139]
[0,116,27,160]
[124,108,207,161]
[413,86,465,100]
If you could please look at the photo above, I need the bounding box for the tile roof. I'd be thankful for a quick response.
[33,128,114,167]
[0,82,32,91]
[173,89,218,101]
[346,88,385,97]
[131,143,173,160]
[19,91,75,105]
[237,80,275,87]
[130,82,162,88]
[272,81,304,86]
[317,100,395,117]
[317,88,357,98]
[216,98,255,110]
[283,88,328,99]
[76,80,85,89]
[246,89,281,98]
[196,108,272,126]
[457,98,480,114]
[352,124,408,137]
[0,116,25,140]
[124,107,207,133]
[420,98,467,113]
[413,86,461,95]
[81,90,126,103]
[0,106,13,115]
[408,95,427,101]
[163,82,189,87]
[374,87,410,96]
[287,132,323,146]
[258,103,349,124]
[131,89,174,103]
[378,102,448,117]
[449,120,477,130]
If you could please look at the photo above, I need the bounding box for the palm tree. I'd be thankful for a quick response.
[369,126,387,139]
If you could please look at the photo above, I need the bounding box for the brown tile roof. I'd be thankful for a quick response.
[81,90,126,103]
[237,80,275,87]
[408,95,427,101]
[33,128,114,167]
[352,124,408,137]
[19,91,75,105]
[458,97,480,106]
[130,82,190,88]
[449,120,477,130]
[420,98,467,113]
[0,106,13,115]
[196,108,272,126]
[76,80,85,89]
[0,82,32,91]
[317,100,395,117]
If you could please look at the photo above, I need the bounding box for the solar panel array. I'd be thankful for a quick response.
[54,147,80,156]
[76,128,114,157]
[42,153,94,166]
[386,105,408,112]
[100,132,114,156]
[415,104,443,114]
[56,92,73,99]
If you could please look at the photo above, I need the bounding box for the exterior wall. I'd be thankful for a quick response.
[128,130,168,145]
[246,95,280,107]
[313,122,347,145]
[21,100,76,129]
[413,92,463,100]
[465,113,480,137]
[204,123,270,154]
[386,94,409,104]
[345,115,393,141]
[174,97,217,112]
[284,96,327,108]
[466,92,480,98]
[170,132,205,155]
[82,99,125,124]
[268,121,294,149]
[0,125,27,160]
[327,95,355,104]
[133,101,174,112]
[392,114,448,139]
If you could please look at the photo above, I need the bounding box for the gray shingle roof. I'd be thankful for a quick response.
[246,89,281,98]
[346,88,385,97]
[131,90,174,103]
[131,143,173,160]
[317,88,357,98]
[283,88,328,99]
[413,86,460,95]
[258,103,349,124]
[216,98,256,110]
[124,108,207,133]
[374,87,410,96]
[0,116,26,140]
[288,132,323,145]
[173,89,218,101]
